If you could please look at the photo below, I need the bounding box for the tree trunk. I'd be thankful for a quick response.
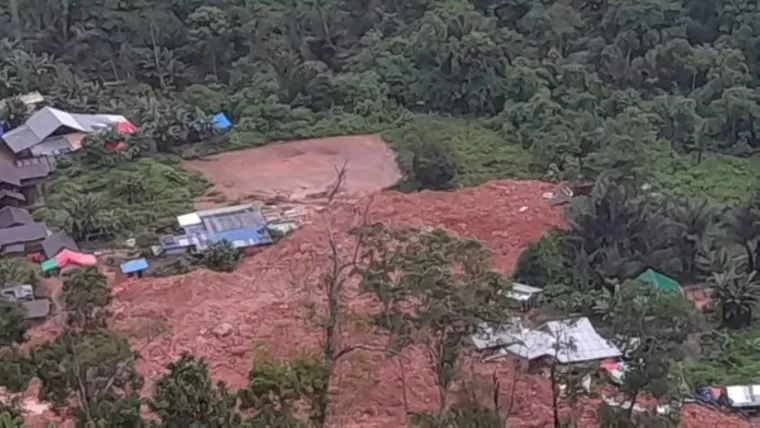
[551,362,560,428]
[744,241,755,273]
[627,388,641,420]
[9,0,21,41]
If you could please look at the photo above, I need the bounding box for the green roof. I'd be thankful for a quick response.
[40,259,58,272]
[636,268,682,293]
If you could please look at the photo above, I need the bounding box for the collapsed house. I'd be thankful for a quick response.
[473,317,621,364]
[153,204,274,255]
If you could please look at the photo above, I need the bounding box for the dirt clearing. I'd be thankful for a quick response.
[183,135,401,208]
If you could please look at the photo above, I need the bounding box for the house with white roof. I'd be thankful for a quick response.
[473,317,621,364]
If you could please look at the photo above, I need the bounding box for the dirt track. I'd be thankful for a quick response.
[183,134,401,208]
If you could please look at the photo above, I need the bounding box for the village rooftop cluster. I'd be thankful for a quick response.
[0,93,284,322]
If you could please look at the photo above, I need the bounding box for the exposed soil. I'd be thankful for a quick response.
[17,133,750,427]
[105,176,748,427]
[183,135,401,209]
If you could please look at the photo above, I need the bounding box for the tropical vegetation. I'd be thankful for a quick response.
[0,0,759,426]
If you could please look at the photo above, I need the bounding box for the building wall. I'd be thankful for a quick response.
[20,184,41,205]
[0,144,18,164]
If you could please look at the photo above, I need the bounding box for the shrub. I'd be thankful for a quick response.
[0,351,33,392]
[411,139,459,190]
[513,230,573,288]
[197,240,242,273]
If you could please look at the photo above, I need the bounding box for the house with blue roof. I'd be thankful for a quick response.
[152,205,274,256]
[120,257,148,278]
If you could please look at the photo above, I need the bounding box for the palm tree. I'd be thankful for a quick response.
[709,267,760,329]
[60,194,123,242]
[723,202,760,272]
[666,198,716,279]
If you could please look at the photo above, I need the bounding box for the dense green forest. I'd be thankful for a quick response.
[1,0,760,427]
[0,0,759,201]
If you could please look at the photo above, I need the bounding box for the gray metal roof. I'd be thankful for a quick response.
[473,317,621,364]
[21,299,51,319]
[16,155,56,172]
[15,162,52,180]
[0,222,50,248]
[0,161,50,186]
[0,285,49,319]
[180,205,268,235]
[0,190,25,202]
[1,107,129,154]
[0,206,33,228]
[2,107,86,153]
[0,284,34,300]
[42,231,78,258]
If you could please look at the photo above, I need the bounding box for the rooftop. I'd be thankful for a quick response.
[473,317,621,364]
[41,231,79,258]
[120,258,148,274]
[0,222,49,250]
[0,161,52,187]
[2,106,135,153]
[504,282,543,302]
[21,299,51,319]
[0,206,33,228]
[178,204,267,235]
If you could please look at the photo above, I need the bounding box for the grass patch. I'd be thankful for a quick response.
[382,115,537,188]
[180,108,410,159]
[651,154,760,206]
[35,155,210,243]
[683,327,760,386]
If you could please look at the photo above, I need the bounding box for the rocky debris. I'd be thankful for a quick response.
[102,178,749,428]
[212,322,236,338]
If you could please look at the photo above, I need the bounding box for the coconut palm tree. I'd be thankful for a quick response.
[709,266,760,329]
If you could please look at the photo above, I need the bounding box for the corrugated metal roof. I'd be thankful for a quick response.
[0,222,49,247]
[0,190,25,202]
[194,204,254,217]
[0,207,33,228]
[726,385,760,407]
[0,285,34,300]
[42,231,78,258]
[472,319,522,350]
[16,162,51,180]
[160,226,273,252]
[179,205,267,235]
[22,299,51,319]
[473,317,621,364]
[208,227,273,247]
[504,283,543,302]
[16,155,56,171]
[29,135,77,156]
[120,258,148,274]
[2,107,134,153]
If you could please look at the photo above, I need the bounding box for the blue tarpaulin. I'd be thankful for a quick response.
[212,113,232,130]
[120,258,149,274]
